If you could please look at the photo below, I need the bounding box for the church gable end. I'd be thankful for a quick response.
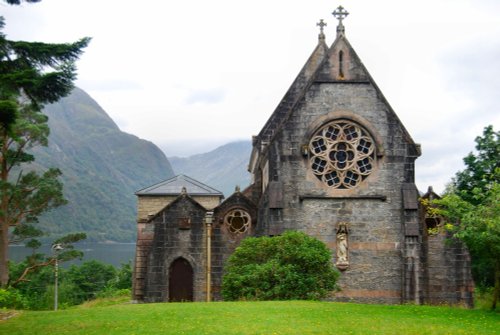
[246,6,472,305]
[144,194,207,303]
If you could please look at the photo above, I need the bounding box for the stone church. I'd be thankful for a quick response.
[132,7,474,305]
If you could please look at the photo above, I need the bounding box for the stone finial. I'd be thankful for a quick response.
[332,5,349,36]
[235,185,241,193]
[317,19,327,41]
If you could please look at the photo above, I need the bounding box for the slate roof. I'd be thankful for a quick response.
[135,174,224,197]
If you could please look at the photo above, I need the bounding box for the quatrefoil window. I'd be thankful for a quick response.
[309,120,376,189]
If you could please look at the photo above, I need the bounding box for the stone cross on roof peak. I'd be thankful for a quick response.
[317,19,327,41]
[332,5,349,35]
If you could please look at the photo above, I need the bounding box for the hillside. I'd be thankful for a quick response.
[31,88,174,242]
[169,141,252,197]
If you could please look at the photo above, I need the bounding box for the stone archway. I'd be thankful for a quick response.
[168,257,194,302]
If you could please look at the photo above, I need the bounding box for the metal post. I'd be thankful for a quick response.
[205,212,213,302]
[52,243,64,311]
[54,257,59,311]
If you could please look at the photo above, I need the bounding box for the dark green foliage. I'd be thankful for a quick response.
[10,223,43,244]
[434,126,500,310]
[0,12,89,287]
[0,100,17,131]
[3,259,132,310]
[453,125,499,205]
[3,168,67,222]
[222,231,339,301]
[110,262,133,290]
[65,260,116,302]
[7,231,86,288]
[8,260,54,309]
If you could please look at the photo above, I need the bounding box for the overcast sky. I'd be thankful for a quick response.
[2,0,500,193]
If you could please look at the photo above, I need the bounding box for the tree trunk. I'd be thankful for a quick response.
[1,131,10,287]
[492,260,500,311]
[0,222,9,287]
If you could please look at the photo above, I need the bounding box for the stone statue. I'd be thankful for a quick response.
[336,222,349,270]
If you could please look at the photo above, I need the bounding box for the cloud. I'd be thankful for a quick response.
[441,41,500,119]
[185,88,226,105]
[76,79,143,92]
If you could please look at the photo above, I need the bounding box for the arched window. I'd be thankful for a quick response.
[309,120,376,189]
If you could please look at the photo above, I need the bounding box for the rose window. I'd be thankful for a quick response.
[224,209,251,234]
[309,120,375,189]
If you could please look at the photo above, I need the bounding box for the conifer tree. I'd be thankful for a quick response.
[0,5,90,286]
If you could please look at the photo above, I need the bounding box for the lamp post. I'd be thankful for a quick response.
[204,211,214,302]
[52,243,64,311]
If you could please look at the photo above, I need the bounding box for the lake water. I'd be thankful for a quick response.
[9,243,136,268]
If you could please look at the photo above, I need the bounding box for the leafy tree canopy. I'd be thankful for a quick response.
[222,231,339,301]
[453,125,499,205]
[432,125,500,310]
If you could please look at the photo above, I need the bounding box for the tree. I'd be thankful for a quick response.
[432,184,499,310]
[9,232,87,287]
[65,260,117,302]
[453,125,499,205]
[222,231,339,301]
[4,231,86,309]
[0,9,90,286]
[432,126,500,310]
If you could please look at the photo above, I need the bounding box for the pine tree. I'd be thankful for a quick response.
[0,10,90,286]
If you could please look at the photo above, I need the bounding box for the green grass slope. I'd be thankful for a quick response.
[1,301,499,335]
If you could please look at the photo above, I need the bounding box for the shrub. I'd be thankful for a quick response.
[65,260,117,303]
[0,288,26,309]
[222,231,339,301]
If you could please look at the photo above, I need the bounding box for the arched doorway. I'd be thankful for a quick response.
[169,258,194,302]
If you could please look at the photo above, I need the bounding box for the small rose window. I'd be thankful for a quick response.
[224,209,251,234]
[309,120,376,189]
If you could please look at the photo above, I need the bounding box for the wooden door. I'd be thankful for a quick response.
[169,258,194,302]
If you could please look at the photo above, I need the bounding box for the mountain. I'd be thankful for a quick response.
[32,88,174,242]
[169,141,252,197]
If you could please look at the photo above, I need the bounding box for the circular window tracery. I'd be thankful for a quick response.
[309,120,376,189]
[224,209,251,234]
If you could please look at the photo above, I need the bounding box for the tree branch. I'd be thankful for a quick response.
[10,258,56,287]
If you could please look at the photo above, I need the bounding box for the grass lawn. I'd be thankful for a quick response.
[1,300,499,335]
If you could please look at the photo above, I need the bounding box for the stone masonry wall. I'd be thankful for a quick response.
[143,196,208,302]
[133,194,221,301]
[137,195,220,221]
[423,231,474,306]
[257,80,418,303]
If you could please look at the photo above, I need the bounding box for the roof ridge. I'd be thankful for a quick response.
[135,174,223,196]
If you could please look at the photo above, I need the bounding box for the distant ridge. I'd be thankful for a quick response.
[32,88,175,242]
[169,141,252,197]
